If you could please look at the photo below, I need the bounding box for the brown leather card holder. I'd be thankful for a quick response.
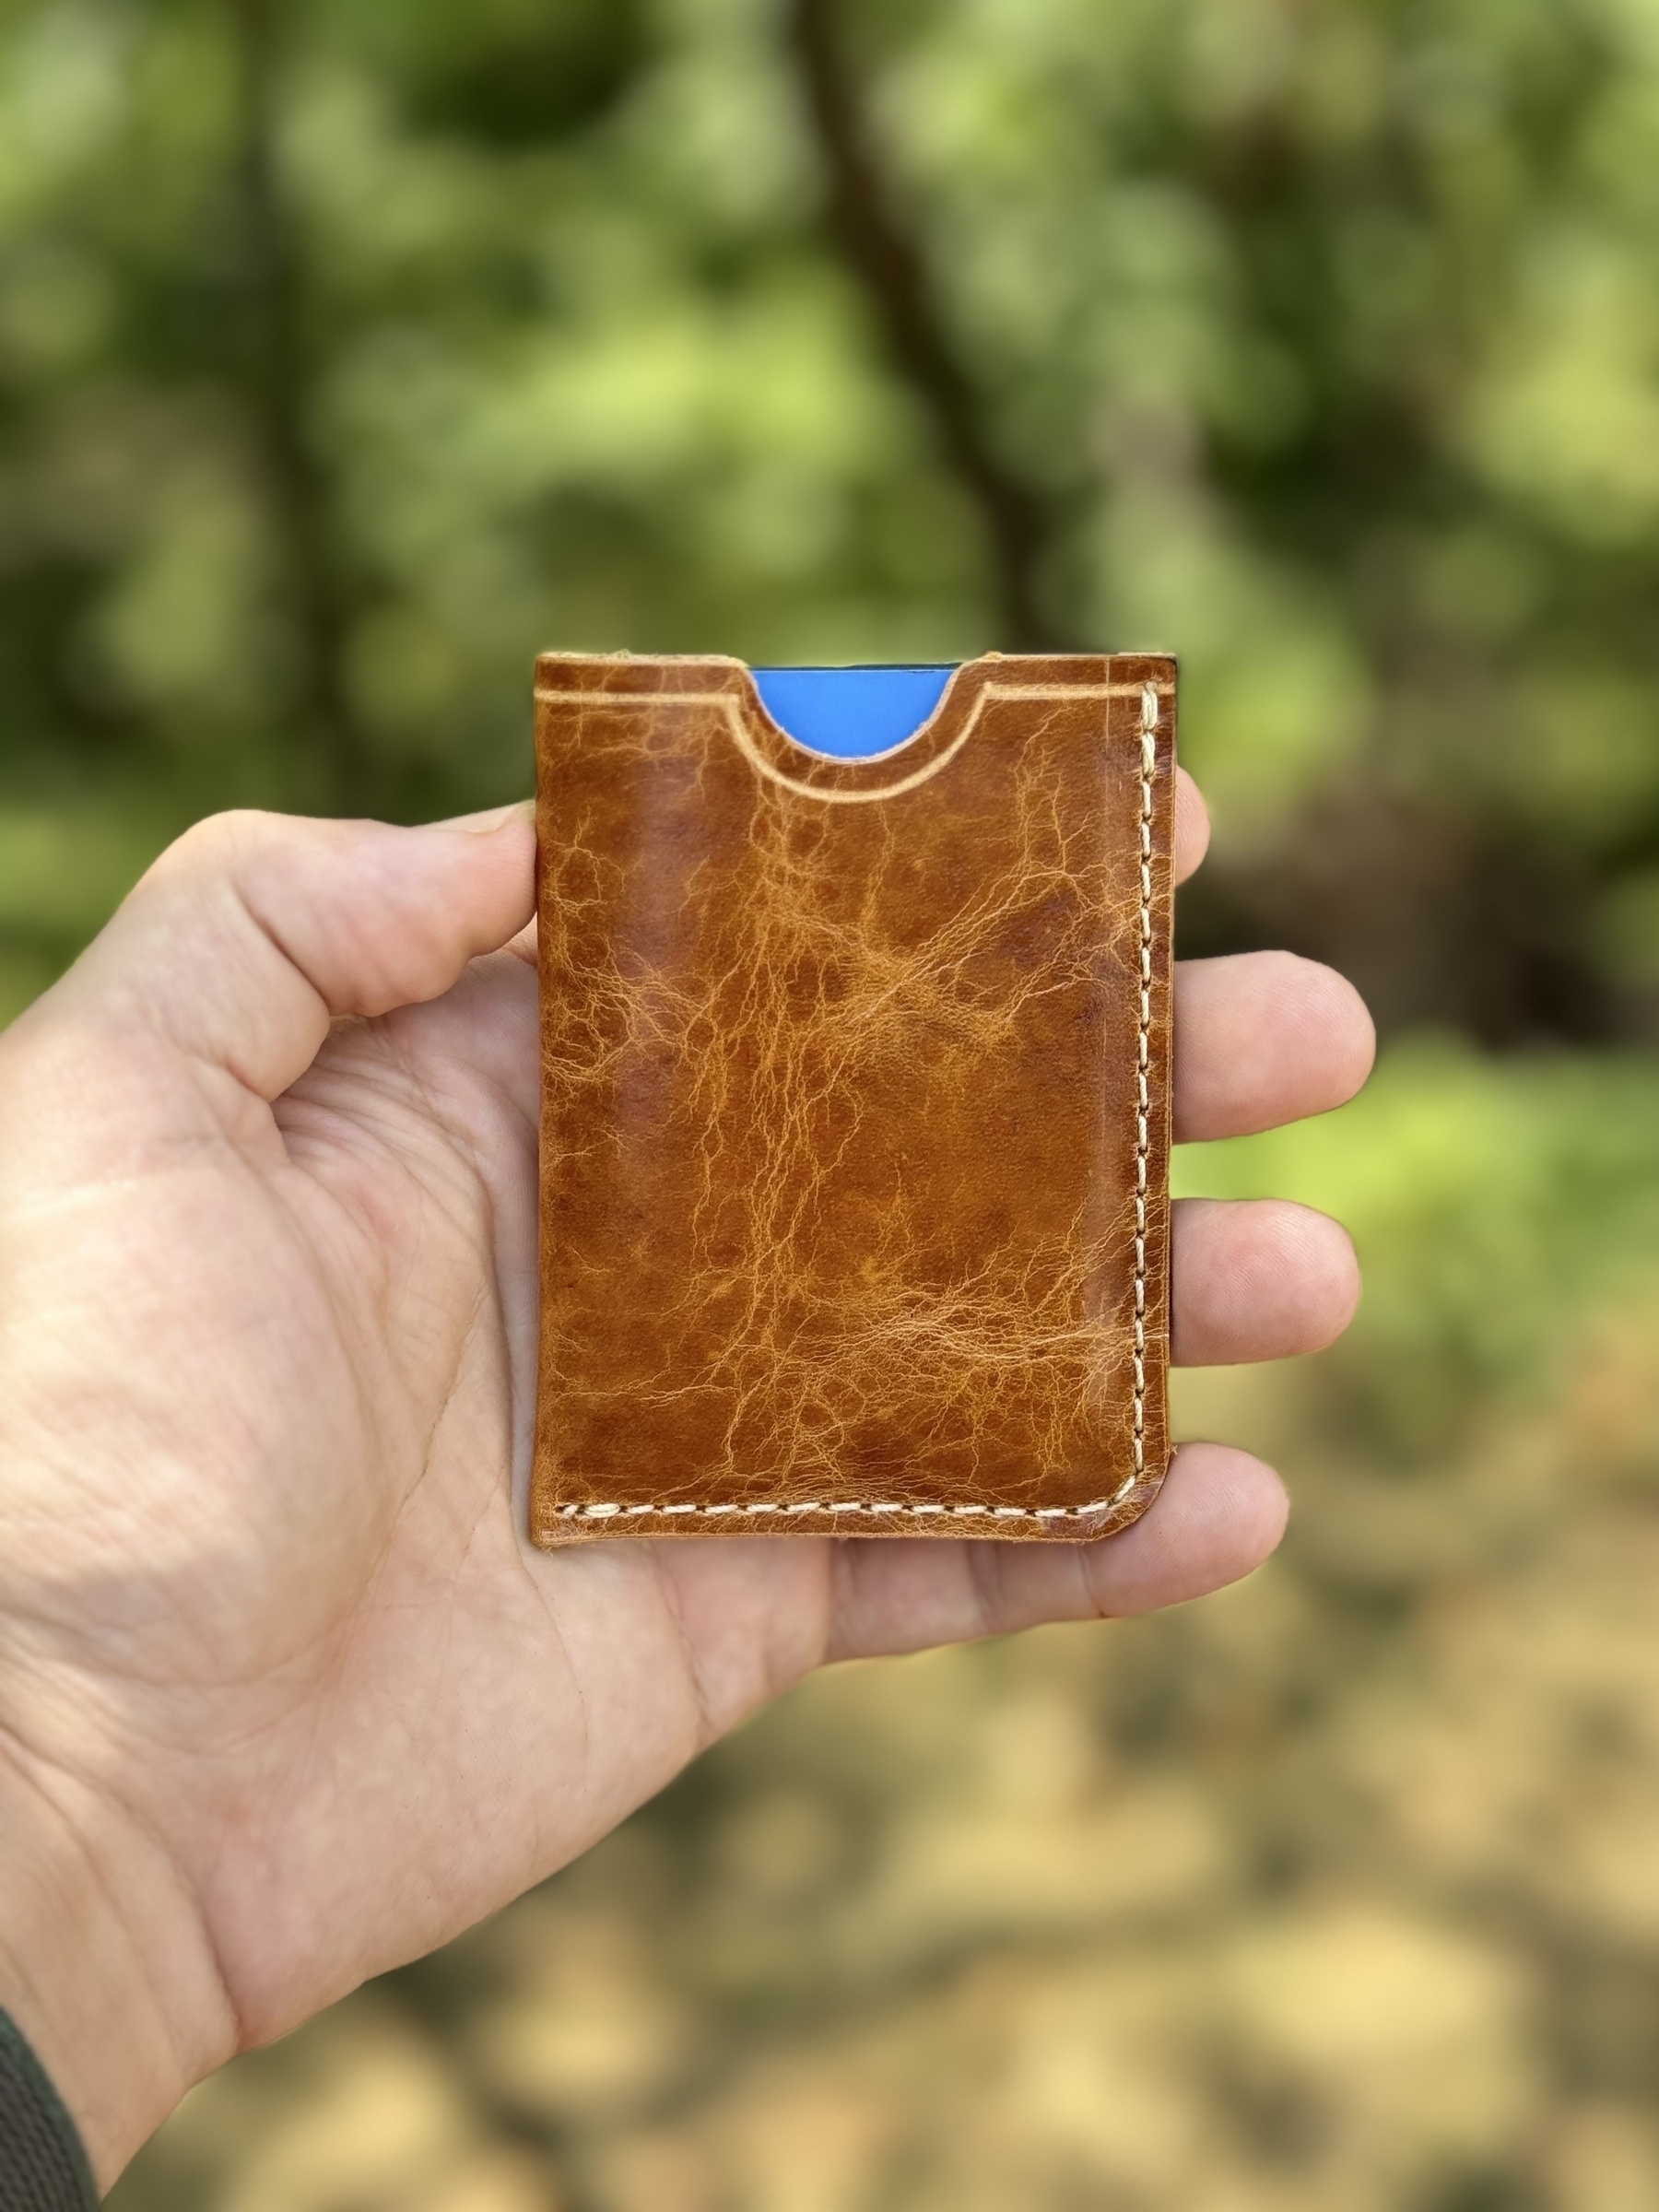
[532,652,1176,1544]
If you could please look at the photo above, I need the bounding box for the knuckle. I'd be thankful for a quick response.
[133,810,335,903]
[137,809,275,887]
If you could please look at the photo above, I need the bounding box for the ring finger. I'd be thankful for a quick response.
[1171,1194,1359,1366]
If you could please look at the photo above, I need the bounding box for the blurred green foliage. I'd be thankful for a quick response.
[6,0,1659,1028]
[7,0,1659,2204]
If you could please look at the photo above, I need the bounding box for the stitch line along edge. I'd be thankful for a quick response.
[540,673,1168,1535]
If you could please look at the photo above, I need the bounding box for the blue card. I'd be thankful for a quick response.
[751,665,957,759]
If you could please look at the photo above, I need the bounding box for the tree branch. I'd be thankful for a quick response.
[785,0,1066,652]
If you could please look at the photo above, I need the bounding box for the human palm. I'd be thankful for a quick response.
[0,793,1371,2184]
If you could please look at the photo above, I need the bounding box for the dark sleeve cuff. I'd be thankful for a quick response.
[0,2010,98,2209]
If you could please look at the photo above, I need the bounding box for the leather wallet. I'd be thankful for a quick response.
[532,652,1176,1544]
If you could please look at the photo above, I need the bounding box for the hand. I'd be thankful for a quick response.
[0,780,1371,2183]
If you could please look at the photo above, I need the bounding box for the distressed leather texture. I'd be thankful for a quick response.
[532,652,1176,1544]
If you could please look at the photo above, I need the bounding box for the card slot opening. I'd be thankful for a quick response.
[750,665,958,759]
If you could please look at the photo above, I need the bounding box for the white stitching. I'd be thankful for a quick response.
[551,1474,1143,1526]
[546,679,1161,1533]
[1134,680,1156,1485]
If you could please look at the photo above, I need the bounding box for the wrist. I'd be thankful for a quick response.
[0,1722,235,2189]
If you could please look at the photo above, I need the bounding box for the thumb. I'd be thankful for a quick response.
[39,803,536,1100]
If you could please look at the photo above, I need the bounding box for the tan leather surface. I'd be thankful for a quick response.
[531,652,1176,1544]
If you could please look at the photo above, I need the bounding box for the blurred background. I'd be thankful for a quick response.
[4,0,1659,2202]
